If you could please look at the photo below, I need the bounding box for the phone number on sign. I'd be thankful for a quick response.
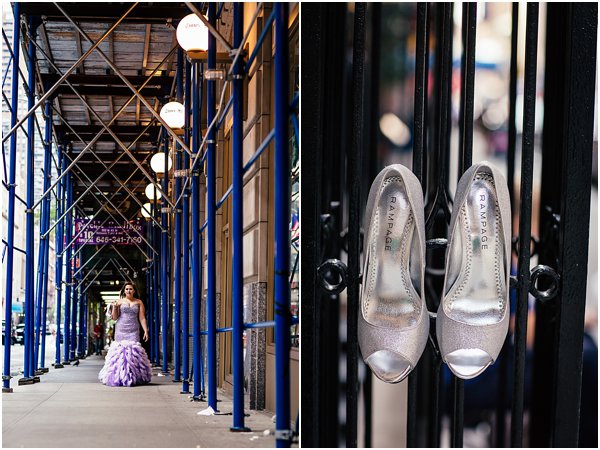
[92,236,143,245]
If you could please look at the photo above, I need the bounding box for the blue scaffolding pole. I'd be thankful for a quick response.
[54,145,65,368]
[34,100,53,373]
[191,58,203,401]
[230,1,248,432]
[206,1,218,411]
[63,171,72,365]
[2,2,20,392]
[69,201,77,361]
[22,16,38,383]
[274,3,291,447]
[173,47,184,383]
[181,58,192,395]
[152,190,160,365]
[161,134,170,375]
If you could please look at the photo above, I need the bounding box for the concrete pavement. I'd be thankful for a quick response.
[2,354,283,448]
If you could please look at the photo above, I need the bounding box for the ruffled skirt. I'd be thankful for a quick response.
[99,340,152,387]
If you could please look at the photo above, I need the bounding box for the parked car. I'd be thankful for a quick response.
[15,324,25,345]
[2,320,17,345]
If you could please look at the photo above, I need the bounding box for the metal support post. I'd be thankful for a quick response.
[192,60,203,401]
[206,2,218,410]
[152,195,160,365]
[173,48,184,383]
[22,17,38,383]
[69,225,78,361]
[161,134,170,375]
[77,263,85,358]
[146,225,155,363]
[181,59,192,394]
[63,172,73,365]
[511,5,538,447]
[230,2,249,432]
[3,2,21,392]
[274,3,291,447]
[34,100,53,373]
[54,147,65,368]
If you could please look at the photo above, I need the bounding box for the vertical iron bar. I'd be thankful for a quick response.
[408,4,429,444]
[550,4,597,446]
[412,2,429,185]
[347,3,366,448]
[206,2,218,411]
[2,1,20,391]
[274,2,291,447]
[192,59,202,400]
[299,4,326,445]
[457,2,476,175]
[161,134,169,374]
[496,5,518,447]
[230,2,248,432]
[511,4,538,447]
[23,17,37,380]
[507,2,518,215]
[173,47,184,383]
[181,58,191,394]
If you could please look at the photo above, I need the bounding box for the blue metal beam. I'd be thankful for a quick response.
[173,47,184,383]
[181,58,192,394]
[191,58,203,400]
[23,17,38,381]
[230,2,248,432]
[160,133,170,374]
[3,2,21,391]
[206,2,218,411]
[274,3,291,447]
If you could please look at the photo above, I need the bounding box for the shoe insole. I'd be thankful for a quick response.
[364,177,421,328]
[445,173,506,325]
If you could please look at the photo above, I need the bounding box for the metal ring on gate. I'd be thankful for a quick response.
[317,258,348,295]
[529,264,560,301]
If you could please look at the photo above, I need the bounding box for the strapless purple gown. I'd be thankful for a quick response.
[99,303,152,387]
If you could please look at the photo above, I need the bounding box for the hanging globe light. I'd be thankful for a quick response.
[141,202,152,218]
[150,152,173,174]
[176,13,209,53]
[145,183,162,200]
[159,101,185,129]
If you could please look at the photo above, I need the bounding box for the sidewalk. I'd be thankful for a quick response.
[2,355,279,448]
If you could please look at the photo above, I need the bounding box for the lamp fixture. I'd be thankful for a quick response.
[150,152,173,174]
[159,101,185,129]
[176,13,209,53]
[144,183,162,201]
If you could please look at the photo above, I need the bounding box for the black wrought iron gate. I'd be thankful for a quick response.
[301,2,597,448]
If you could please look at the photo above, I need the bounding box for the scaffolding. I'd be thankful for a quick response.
[2,3,298,447]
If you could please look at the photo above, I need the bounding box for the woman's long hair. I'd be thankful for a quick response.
[119,281,136,298]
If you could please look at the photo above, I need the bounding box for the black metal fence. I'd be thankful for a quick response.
[301,3,597,447]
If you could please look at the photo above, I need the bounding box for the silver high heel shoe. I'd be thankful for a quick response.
[358,164,429,383]
[437,161,511,379]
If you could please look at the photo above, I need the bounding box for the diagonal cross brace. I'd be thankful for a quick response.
[28,35,177,211]
[2,3,138,144]
[54,2,193,157]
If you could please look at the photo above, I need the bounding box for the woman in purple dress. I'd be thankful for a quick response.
[99,282,152,387]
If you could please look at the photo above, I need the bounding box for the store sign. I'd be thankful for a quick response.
[74,219,145,246]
